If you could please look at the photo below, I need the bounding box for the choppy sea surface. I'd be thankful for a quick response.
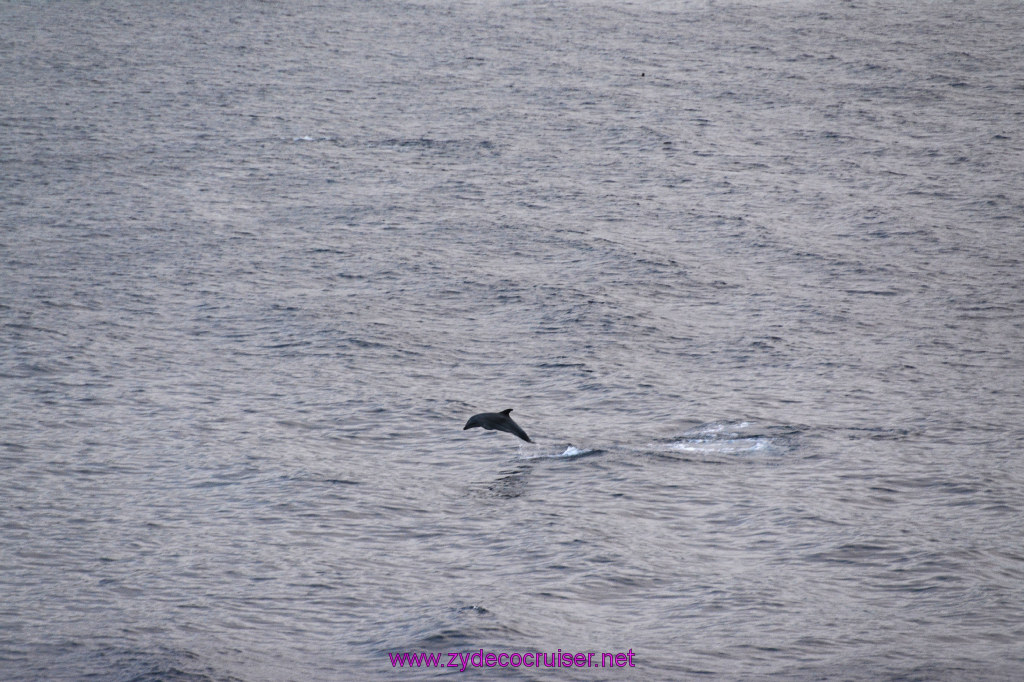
[2,1,1023,680]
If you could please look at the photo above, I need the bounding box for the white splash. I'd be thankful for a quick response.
[517,444,595,459]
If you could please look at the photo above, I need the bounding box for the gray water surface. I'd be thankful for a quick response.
[2,1,1023,680]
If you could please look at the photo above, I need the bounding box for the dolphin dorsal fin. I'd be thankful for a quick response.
[501,408,513,415]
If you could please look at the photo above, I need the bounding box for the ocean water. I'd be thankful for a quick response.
[2,1,1023,679]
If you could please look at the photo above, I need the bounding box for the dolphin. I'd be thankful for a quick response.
[463,408,532,442]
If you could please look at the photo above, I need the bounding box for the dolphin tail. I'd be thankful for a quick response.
[509,422,531,443]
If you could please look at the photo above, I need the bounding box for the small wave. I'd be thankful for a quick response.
[681,420,751,437]
[669,436,771,455]
[658,421,797,457]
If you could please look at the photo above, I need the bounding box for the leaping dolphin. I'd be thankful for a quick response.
[463,409,532,442]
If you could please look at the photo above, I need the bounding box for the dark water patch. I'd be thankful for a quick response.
[469,464,533,500]
[3,644,244,682]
